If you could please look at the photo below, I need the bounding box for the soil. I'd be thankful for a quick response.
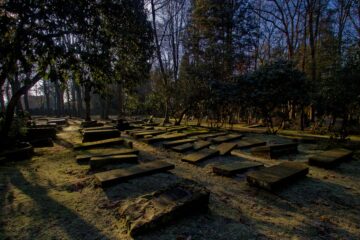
[1,120,360,240]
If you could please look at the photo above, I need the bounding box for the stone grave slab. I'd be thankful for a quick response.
[213,161,264,176]
[82,129,120,143]
[29,138,54,148]
[90,154,138,169]
[76,148,139,163]
[0,142,34,161]
[25,127,57,140]
[236,139,266,149]
[132,130,166,139]
[213,142,238,155]
[211,134,243,143]
[193,140,211,150]
[171,143,194,153]
[81,120,104,128]
[163,138,196,148]
[80,126,115,133]
[308,148,353,168]
[250,143,298,159]
[246,162,308,191]
[119,183,209,236]
[144,133,188,144]
[95,161,175,187]
[182,148,219,164]
[74,138,128,150]
[197,132,227,140]
[48,118,68,126]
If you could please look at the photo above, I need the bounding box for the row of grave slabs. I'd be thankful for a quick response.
[74,122,354,237]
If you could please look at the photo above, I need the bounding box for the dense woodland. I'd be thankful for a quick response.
[0,0,359,140]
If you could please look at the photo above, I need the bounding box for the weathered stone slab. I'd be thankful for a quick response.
[193,140,211,150]
[144,133,188,144]
[0,142,34,161]
[90,154,138,169]
[163,138,196,148]
[166,126,188,132]
[184,131,210,137]
[132,130,166,139]
[182,148,219,164]
[308,148,353,168]
[29,138,54,148]
[213,142,238,155]
[211,134,243,143]
[48,118,68,125]
[251,143,298,159]
[246,162,309,191]
[197,132,227,140]
[119,183,209,236]
[213,161,264,176]
[81,120,104,128]
[171,143,194,153]
[80,126,115,133]
[26,127,57,140]
[74,138,127,150]
[76,149,139,163]
[82,129,120,143]
[236,139,266,149]
[95,161,175,187]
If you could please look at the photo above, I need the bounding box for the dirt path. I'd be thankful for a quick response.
[1,123,360,240]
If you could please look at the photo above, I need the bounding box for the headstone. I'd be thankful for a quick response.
[76,149,139,163]
[236,139,266,149]
[171,143,194,153]
[29,138,54,148]
[308,148,353,168]
[82,129,120,143]
[0,142,34,161]
[213,161,264,176]
[95,161,175,187]
[197,132,227,140]
[193,140,211,150]
[119,183,209,236]
[182,148,219,164]
[90,154,138,169]
[81,120,104,128]
[211,134,243,143]
[74,138,128,150]
[25,127,57,140]
[250,143,298,159]
[246,162,309,191]
[213,142,238,155]
[163,138,196,148]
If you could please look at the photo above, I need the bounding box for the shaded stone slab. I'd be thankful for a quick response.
[236,139,266,149]
[0,142,34,161]
[193,140,211,150]
[80,126,115,133]
[81,120,104,128]
[119,183,209,236]
[48,118,68,125]
[182,148,219,164]
[29,138,54,148]
[82,129,120,143]
[251,143,298,159]
[308,148,353,168]
[211,134,243,143]
[213,161,264,176]
[90,154,138,169]
[171,143,194,153]
[213,142,238,155]
[95,161,175,187]
[26,127,57,140]
[246,162,309,191]
[197,132,227,140]
[166,126,188,132]
[74,138,128,150]
[132,130,166,139]
[144,133,188,144]
[184,131,210,137]
[76,148,139,163]
[163,138,196,148]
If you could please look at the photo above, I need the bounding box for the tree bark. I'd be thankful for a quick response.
[84,85,91,121]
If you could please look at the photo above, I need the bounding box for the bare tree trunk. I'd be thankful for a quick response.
[84,85,91,121]
[117,84,123,118]
[1,84,6,113]
[75,82,83,118]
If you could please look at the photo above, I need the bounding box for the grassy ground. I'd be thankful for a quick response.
[1,121,360,239]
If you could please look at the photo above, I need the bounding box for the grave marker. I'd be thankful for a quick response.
[308,148,353,168]
[213,161,264,176]
[182,148,219,164]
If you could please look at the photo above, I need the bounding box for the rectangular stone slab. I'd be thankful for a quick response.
[80,126,115,133]
[132,130,166,139]
[163,138,196,148]
[81,120,104,128]
[119,183,209,236]
[90,154,138,169]
[214,142,238,155]
[211,134,243,143]
[171,143,194,153]
[74,138,126,150]
[82,129,120,143]
[246,162,309,191]
[197,132,227,140]
[48,118,68,125]
[95,161,175,187]
[144,133,188,144]
[26,127,57,140]
[182,148,219,164]
[251,143,298,159]
[236,139,267,149]
[76,149,139,163]
[193,140,211,150]
[213,161,264,176]
[308,148,353,168]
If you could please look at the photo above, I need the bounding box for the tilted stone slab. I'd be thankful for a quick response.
[119,183,210,236]
[197,132,227,140]
[82,129,120,143]
[308,148,353,168]
[81,120,104,128]
[74,138,127,150]
[246,162,309,191]
[184,131,210,137]
[251,143,298,159]
[25,127,57,140]
[182,148,219,164]
[166,126,188,132]
[171,143,194,153]
[48,118,68,125]
[144,133,188,144]
[95,161,175,187]
[211,134,243,143]
[213,161,264,176]
[90,154,138,169]
[163,138,196,148]
[236,139,267,149]
[193,140,211,150]
[132,130,166,139]
[76,148,139,163]
[80,126,116,133]
[214,142,238,155]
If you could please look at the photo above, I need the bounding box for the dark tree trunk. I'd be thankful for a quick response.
[24,92,30,112]
[84,85,91,121]
[71,80,77,116]
[118,84,123,118]
[0,85,5,113]
[43,80,51,114]
[75,82,83,117]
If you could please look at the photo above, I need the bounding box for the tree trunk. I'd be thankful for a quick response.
[118,84,123,118]
[0,84,5,113]
[43,80,51,114]
[75,82,83,117]
[24,92,30,112]
[84,85,91,121]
